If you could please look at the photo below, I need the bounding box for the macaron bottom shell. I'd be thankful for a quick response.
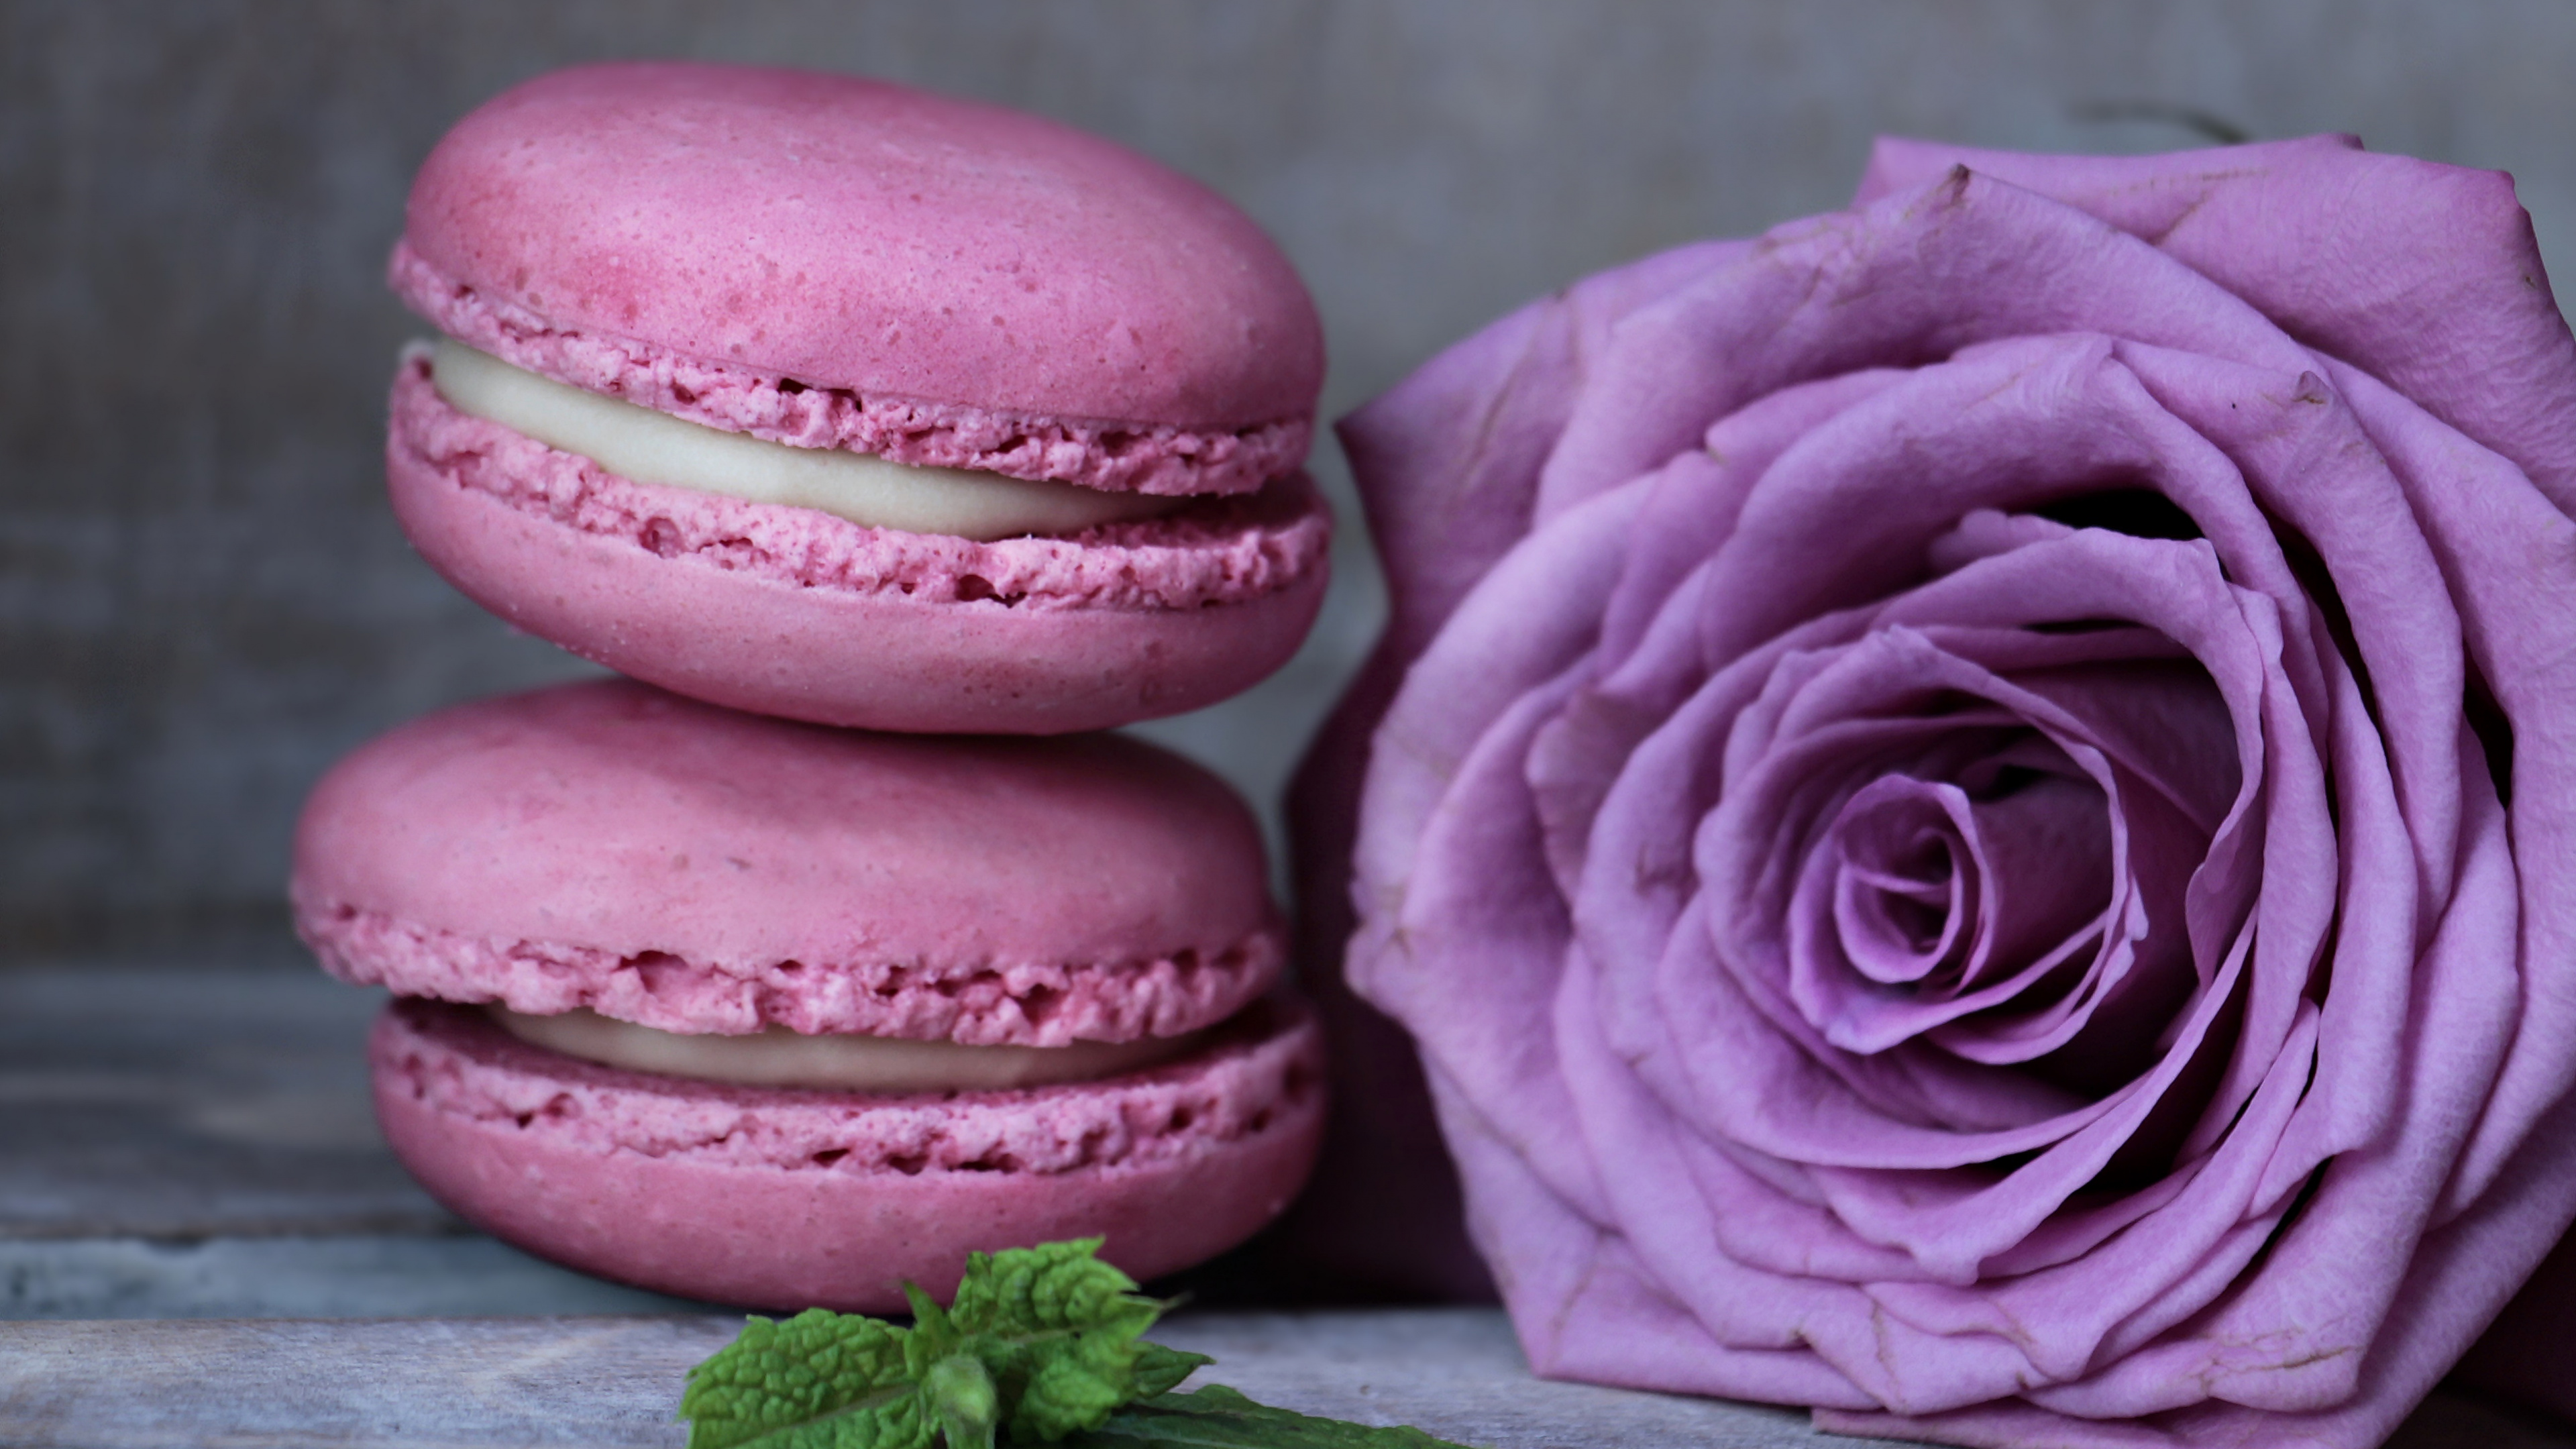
[386,366,1330,735]
[371,996,1324,1311]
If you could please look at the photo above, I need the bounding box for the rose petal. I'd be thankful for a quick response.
[1356,484,1652,1223]
[1793,755,2116,1050]
[2325,360,2576,1214]
[1534,168,2330,551]
[1669,335,2332,739]
[1443,1017,1884,1409]
[1597,368,1914,665]
[1338,239,1744,664]
[1857,136,2576,513]
[1866,1003,2318,1388]
[2027,784,2520,1426]
[2118,343,2463,920]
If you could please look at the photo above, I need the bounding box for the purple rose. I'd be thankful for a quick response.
[1333,136,2576,1444]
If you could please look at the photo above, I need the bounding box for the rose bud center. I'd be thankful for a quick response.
[1793,734,2118,1057]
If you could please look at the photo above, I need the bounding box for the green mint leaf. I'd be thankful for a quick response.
[941,1239,1173,1442]
[1132,1344,1216,1399]
[949,1238,1162,1344]
[680,1307,934,1449]
[907,1282,962,1358]
[1061,1385,1476,1448]
[1016,1350,1134,1440]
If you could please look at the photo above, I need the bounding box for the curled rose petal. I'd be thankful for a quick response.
[1320,136,2576,1445]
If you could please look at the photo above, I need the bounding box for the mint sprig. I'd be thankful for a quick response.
[679,1240,1470,1449]
[682,1239,1206,1449]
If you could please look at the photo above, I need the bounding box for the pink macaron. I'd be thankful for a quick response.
[290,680,1324,1309]
[387,62,1331,734]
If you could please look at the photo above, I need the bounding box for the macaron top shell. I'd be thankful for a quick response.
[400,62,1322,488]
[291,681,1282,1040]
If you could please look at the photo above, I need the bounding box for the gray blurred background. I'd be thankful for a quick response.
[12,0,2576,965]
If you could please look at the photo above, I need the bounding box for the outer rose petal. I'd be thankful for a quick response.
[1277,241,1739,1297]
[1856,137,2576,514]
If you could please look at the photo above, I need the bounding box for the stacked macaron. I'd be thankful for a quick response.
[290,62,1330,1309]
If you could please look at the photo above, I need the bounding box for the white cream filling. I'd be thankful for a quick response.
[488,1006,1203,1093]
[429,338,1177,542]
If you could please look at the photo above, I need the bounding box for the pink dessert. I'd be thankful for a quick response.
[386,62,1331,733]
[290,680,1324,1309]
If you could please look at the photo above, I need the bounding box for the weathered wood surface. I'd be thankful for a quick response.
[1,1310,2570,1449]
[0,1234,701,1319]
[0,1317,731,1449]
[0,964,441,1241]
[0,964,703,1320]
[0,1311,1890,1449]
[1155,1311,1884,1448]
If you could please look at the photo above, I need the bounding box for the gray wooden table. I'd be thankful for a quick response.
[0,961,2565,1448]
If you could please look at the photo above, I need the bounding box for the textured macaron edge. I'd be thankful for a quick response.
[297,898,1285,1046]
[384,431,1330,730]
[394,244,1310,497]
[373,994,1326,1309]
[387,355,1332,612]
[374,994,1322,1175]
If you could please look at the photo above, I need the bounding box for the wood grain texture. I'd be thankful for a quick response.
[0,1236,703,1320]
[0,1311,1907,1449]
[0,965,711,1320]
[0,1310,2567,1449]
[0,965,445,1241]
[0,1317,734,1448]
